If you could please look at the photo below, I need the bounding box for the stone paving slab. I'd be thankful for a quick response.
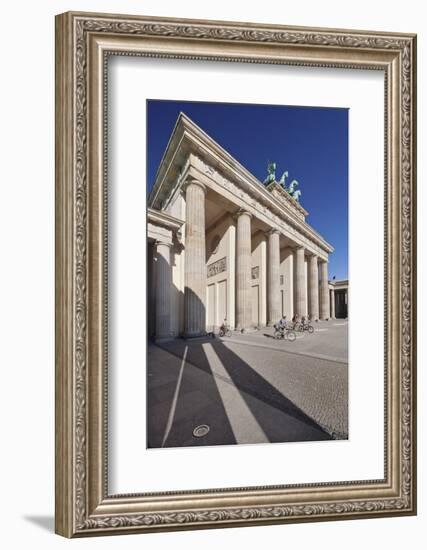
[218,339,348,438]
[223,320,348,362]
[147,344,331,448]
[147,322,348,448]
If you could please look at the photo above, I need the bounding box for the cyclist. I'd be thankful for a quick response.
[278,315,287,329]
[219,318,228,333]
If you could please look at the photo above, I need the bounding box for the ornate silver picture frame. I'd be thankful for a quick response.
[55,11,417,537]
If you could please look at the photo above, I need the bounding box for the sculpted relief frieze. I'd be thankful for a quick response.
[207,257,227,278]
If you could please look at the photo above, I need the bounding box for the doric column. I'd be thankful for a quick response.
[294,246,306,317]
[308,254,319,321]
[267,229,281,325]
[155,241,172,341]
[235,209,252,330]
[184,179,207,337]
[259,233,267,327]
[148,243,156,340]
[345,289,348,318]
[319,260,330,320]
[330,288,336,319]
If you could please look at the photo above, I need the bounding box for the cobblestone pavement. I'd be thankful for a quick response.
[147,320,348,448]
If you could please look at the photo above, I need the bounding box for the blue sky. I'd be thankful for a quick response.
[147,99,348,280]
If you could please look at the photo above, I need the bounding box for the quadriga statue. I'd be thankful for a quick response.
[263,163,302,203]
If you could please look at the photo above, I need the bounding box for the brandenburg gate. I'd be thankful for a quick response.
[147,113,335,341]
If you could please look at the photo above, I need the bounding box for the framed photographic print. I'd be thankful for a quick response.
[55,11,417,537]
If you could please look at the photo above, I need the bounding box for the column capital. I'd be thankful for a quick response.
[155,240,173,249]
[182,177,207,195]
[234,208,253,221]
[266,228,280,237]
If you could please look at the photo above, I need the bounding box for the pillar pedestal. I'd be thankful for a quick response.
[319,260,330,320]
[183,179,207,337]
[235,210,252,331]
[267,229,280,326]
[155,241,172,341]
[294,246,306,318]
[330,288,336,319]
[308,254,319,321]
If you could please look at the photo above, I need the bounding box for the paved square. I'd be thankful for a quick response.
[147,320,348,448]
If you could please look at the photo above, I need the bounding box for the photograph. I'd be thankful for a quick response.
[146,99,349,448]
[53,9,416,537]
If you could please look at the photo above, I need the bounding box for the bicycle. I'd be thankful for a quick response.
[294,318,314,334]
[273,324,296,342]
[219,320,232,337]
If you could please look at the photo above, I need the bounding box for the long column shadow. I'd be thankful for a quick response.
[148,341,236,448]
[212,341,331,442]
[155,338,331,447]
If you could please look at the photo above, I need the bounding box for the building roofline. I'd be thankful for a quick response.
[147,207,184,232]
[329,279,349,286]
[148,112,334,254]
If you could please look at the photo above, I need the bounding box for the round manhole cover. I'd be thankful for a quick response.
[193,424,210,438]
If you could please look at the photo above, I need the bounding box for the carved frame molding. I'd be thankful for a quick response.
[55,11,416,537]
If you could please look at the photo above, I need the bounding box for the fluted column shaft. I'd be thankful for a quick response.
[184,180,206,336]
[155,242,172,341]
[319,260,330,320]
[330,288,336,319]
[236,210,252,330]
[308,255,319,321]
[267,230,281,325]
[294,246,306,317]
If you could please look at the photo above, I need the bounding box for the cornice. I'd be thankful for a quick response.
[147,207,184,232]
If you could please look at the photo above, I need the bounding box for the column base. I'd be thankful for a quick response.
[155,336,174,343]
[235,326,258,333]
[183,331,208,340]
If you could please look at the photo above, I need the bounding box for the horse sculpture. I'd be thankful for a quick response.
[288,179,299,194]
[263,161,276,185]
[279,170,288,187]
[292,189,302,202]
